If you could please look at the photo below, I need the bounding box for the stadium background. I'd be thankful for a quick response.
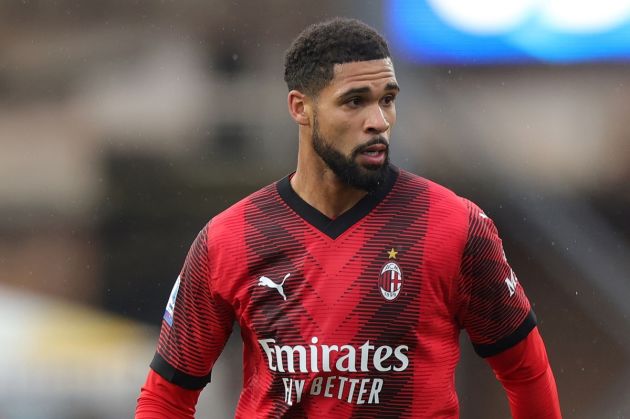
[0,1,628,418]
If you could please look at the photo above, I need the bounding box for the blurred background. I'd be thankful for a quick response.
[1,1,629,418]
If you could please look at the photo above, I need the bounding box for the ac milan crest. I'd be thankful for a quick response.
[379,249,403,301]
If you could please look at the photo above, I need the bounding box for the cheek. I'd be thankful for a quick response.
[321,114,353,139]
[337,118,355,135]
[337,120,360,152]
[386,106,397,126]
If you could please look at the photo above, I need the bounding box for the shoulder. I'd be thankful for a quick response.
[395,168,471,216]
[203,180,282,242]
[393,168,499,240]
[402,170,499,239]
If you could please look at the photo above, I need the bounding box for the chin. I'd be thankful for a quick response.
[362,162,387,171]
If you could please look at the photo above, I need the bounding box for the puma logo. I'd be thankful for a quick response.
[257,273,290,301]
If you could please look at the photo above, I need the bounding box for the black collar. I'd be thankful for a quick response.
[276,166,399,239]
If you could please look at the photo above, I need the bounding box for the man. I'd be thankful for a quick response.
[136,18,561,418]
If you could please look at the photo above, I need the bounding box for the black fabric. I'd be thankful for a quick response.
[473,310,538,358]
[276,165,399,239]
[150,352,212,390]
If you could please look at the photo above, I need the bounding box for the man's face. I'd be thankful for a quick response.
[310,58,399,192]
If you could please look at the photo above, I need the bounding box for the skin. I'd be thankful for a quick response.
[287,58,399,219]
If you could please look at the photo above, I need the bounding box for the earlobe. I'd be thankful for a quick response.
[288,90,310,126]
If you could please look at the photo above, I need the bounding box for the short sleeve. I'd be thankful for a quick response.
[456,199,536,358]
[150,224,235,389]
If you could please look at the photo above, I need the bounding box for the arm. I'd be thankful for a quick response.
[455,199,561,417]
[136,370,201,419]
[486,327,561,419]
[135,224,234,418]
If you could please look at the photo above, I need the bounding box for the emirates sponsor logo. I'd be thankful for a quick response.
[258,337,409,406]
[258,337,409,374]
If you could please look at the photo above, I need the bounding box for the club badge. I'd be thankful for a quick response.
[379,248,403,301]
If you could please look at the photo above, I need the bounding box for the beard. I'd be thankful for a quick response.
[312,115,390,193]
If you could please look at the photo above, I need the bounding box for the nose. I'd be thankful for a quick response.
[365,104,390,134]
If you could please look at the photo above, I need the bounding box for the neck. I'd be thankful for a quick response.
[290,153,367,220]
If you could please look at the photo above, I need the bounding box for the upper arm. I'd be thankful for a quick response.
[456,199,536,358]
[150,224,235,390]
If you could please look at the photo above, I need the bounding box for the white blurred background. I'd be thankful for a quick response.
[1,1,629,418]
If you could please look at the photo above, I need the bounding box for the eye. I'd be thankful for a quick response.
[381,94,396,106]
[345,96,363,108]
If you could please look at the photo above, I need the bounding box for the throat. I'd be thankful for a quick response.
[290,172,367,220]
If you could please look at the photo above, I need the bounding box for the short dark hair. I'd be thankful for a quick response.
[284,17,391,96]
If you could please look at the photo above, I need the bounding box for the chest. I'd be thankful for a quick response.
[218,220,461,345]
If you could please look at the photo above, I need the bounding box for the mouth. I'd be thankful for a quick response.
[357,141,388,167]
[361,143,387,156]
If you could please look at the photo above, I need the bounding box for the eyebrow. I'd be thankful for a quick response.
[338,83,400,101]
[385,82,401,92]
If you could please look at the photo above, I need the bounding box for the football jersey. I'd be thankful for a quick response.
[150,166,535,418]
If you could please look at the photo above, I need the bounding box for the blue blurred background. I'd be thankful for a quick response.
[1,1,628,418]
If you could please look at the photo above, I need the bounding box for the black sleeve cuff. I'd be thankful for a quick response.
[472,310,537,358]
[150,352,212,390]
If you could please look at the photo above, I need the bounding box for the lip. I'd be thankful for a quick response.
[358,146,387,166]
[363,143,387,153]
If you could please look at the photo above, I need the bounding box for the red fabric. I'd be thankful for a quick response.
[150,170,537,417]
[138,169,548,417]
[135,369,201,419]
[487,327,561,419]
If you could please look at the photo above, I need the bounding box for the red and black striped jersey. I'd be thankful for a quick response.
[150,166,535,418]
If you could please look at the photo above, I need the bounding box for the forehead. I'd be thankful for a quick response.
[325,58,397,96]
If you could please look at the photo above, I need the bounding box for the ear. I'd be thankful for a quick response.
[287,90,311,126]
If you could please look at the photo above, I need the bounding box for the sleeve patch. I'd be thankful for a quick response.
[163,276,181,327]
